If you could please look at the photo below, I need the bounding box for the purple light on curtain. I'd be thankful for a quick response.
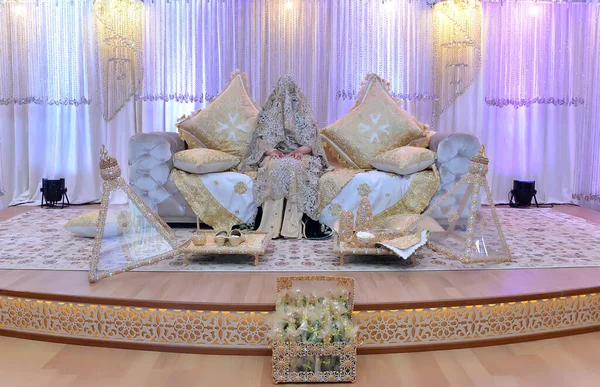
[484,2,588,109]
[573,4,600,210]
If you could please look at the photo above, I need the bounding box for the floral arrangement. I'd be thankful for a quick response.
[270,287,358,373]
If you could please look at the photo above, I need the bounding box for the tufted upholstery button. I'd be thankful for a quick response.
[129,132,193,221]
[428,132,480,221]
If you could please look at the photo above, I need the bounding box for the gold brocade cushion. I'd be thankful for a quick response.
[370,146,437,175]
[378,214,444,234]
[176,71,259,159]
[173,148,240,174]
[65,210,126,238]
[407,130,437,149]
[321,73,426,169]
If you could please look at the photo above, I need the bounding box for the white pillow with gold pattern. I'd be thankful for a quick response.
[65,210,127,238]
[176,70,259,159]
[173,148,240,175]
[370,146,437,175]
[321,73,426,169]
[378,214,444,233]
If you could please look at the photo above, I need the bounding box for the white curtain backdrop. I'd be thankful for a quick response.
[0,0,598,210]
[574,5,600,210]
[137,0,434,127]
[439,1,591,205]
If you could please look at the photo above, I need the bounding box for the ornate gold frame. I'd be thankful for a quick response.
[408,146,512,264]
[272,276,358,384]
[181,230,272,267]
[88,146,180,283]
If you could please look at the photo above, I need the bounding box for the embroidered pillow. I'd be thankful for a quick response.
[321,73,426,169]
[370,146,437,175]
[65,210,127,238]
[176,71,259,159]
[173,148,240,175]
[377,214,444,233]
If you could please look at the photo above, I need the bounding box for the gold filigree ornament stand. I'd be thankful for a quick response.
[406,145,512,264]
[89,146,181,283]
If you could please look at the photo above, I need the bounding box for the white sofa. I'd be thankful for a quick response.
[128,131,481,226]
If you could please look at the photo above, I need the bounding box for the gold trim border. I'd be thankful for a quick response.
[1,293,599,351]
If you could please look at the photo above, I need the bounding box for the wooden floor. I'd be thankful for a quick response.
[1,332,600,386]
[0,205,599,307]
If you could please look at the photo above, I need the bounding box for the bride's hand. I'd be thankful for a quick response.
[289,146,311,160]
[289,149,303,160]
[266,149,284,158]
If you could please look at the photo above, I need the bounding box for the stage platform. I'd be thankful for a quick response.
[1,205,599,356]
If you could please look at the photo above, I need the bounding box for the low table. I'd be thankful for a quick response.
[332,233,422,267]
[180,230,272,266]
[332,233,394,266]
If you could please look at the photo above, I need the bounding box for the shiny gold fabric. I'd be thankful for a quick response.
[240,75,328,219]
[173,148,239,174]
[321,73,425,169]
[373,167,440,223]
[370,146,437,175]
[177,71,259,159]
[317,168,363,215]
[171,169,243,230]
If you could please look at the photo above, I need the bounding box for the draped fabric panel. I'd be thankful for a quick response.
[0,0,91,106]
[573,5,600,210]
[438,1,592,205]
[138,0,434,127]
[0,0,598,211]
[484,2,588,108]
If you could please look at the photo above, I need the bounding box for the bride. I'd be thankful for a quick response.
[240,75,329,239]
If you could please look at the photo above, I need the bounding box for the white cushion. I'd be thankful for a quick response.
[173,148,240,174]
[65,210,126,238]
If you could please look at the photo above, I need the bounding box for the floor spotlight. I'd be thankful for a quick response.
[41,178,70,209]
[509,180,539,208]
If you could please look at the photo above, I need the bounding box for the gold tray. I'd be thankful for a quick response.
[180,231,272,266]
[332,233,398,266]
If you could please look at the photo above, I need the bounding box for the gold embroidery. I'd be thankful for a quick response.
[386,193,390,197]
[357,183,371,197]
[317,168,362,214]
[373,168,440,223]
[242,171,257,180]
[89,146,179,283]
[447,210,459,223]
[380,232,423,250]
[371,147,437,171]
[377,213,443,233]
[321,74,425,169]
[171,169,243,231]
[178,131,206,149]
[174,148,239,167]
[176,72,259,159]
[65,210,125,238]
[355,197,374,232]
[329,203,342,217]
[321,136,358,168]
[234,181,248,195]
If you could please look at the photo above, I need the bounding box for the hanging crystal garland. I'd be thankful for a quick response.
[484,1,587,109]
[0,0,92,106]
[432,0,482,125]
[93,0,143,121]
